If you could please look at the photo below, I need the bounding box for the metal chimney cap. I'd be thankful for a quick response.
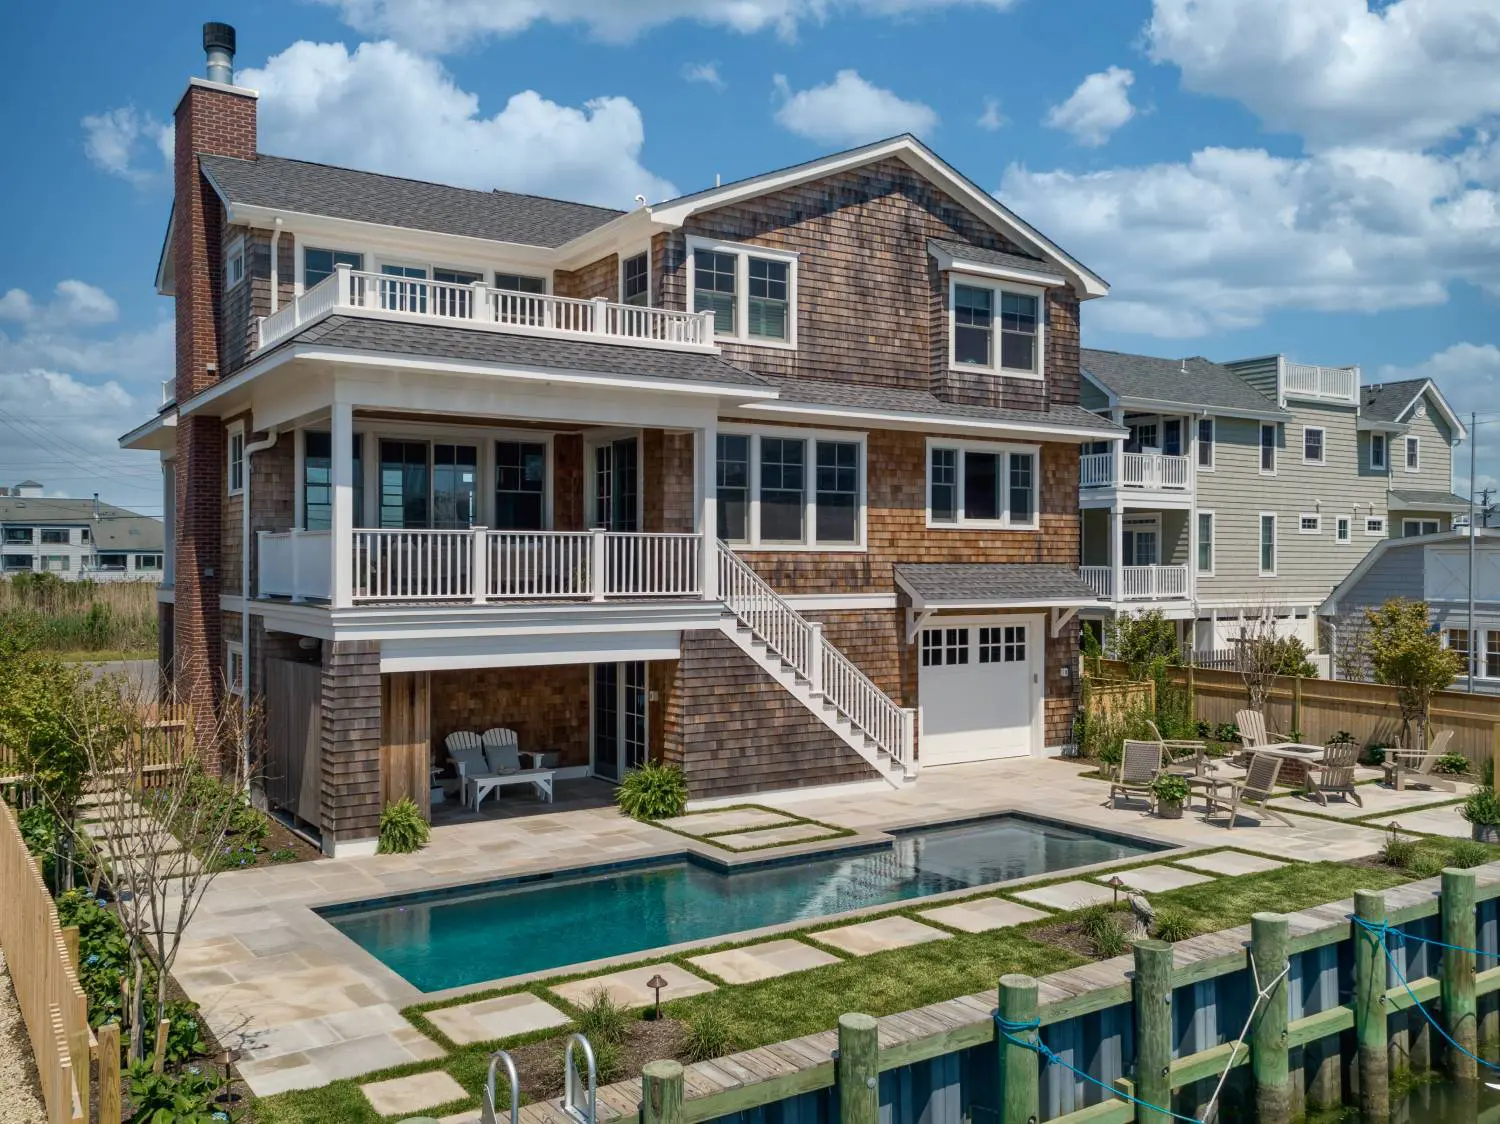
[203,22,237,53]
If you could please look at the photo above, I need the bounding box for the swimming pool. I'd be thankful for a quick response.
[320,814,1162,992]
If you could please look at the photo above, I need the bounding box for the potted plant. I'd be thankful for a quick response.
[1150,773,1191,820]
[1461,788,1500,844]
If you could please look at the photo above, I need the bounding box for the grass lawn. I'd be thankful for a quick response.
[54,648,156,663]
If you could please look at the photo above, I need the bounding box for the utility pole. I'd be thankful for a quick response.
[1469,411,1478,693]
[1480,487,1495,528]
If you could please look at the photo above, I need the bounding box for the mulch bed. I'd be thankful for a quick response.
[509,1018,687,1101]
[1028,910,1138,961]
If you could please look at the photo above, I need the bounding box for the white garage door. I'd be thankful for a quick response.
[917,616,1041,766]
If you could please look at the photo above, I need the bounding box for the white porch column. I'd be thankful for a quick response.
[1111,408,1125,487]
[331,400,354,609]
[697,419,719,601]
[1108,502,1122,603]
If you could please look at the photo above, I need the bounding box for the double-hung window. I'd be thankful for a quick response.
[689,238,797,345]
[927,440,1039,529]
[432,268,482,318]
[1259,513,1277,575]
[1197,418,1215,468]
[716,429,865,548]
[225,237,245,290]
[40,529,68,545]
[227,424,245,496]
[1370,433,1387,470]
[1336,516,1351,543]
[1303,427,1324,464]
[1446,628,1471,664]
[494,441,547,530]
[1259,423,1277,474]
[380,264,428,314]
[1405,436,1421,472]
[226,641,244,696]
[1196,512,1214,574]
[1487,632,1500,679]
[303,247,363,289]
[621,251,649,306]
[948,278,1042,377]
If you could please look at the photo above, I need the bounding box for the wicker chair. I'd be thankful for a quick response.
[1203,753,1294,830]
[1305,740,1362,807]
[1107,740,1163,811]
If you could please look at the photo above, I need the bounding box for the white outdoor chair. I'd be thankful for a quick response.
[465,726,555,809]
[481,728,521,774]
[445,731,487,780]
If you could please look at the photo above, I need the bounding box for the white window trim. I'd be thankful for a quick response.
[1297,513,1322,535]
[1404,435,1421,473]
[226,639,244,696]
[224,236,246,291]
[686,236,798,350]
[719,424,867,552]
[946,273,1045,381]
[1370,433,1387,471]
[227,422,245,497]
[1196,509,1215,576]
[618,245,651,307]
[1259,511,1278,576]
[924,436,1042,531]
[1364,515,1387,537]
[1336,516,1352,544]
[1259,423,1277,476]
[1196,418,1215,471]
[1122,513,1162,566]
[1484,630,1500,680]
[1301,426,1326,466]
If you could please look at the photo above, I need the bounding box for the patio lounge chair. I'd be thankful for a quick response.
[1304,739,1362,807]
[1107,740,1163,812]
[1202,753,1293,830]
[1146,720,1213,777]
[1382,730,1459,793]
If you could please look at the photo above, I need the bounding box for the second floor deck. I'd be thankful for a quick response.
[1079,451,1192,493]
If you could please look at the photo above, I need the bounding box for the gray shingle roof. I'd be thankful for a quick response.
[290,316,770,388]
[1082,348,1285,416]
[927,239,1067,284]
[1361,379,1428,423]
[90,517,164,551]
[1389,489,1471,511]
[0,499,162,551]
[200,154,624,247]
[764,376,1123,435]
[895,563,1101,606]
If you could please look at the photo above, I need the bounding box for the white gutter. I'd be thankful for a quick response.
[241,427,280,770]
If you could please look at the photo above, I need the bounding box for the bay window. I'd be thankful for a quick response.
[927,440,1039,528]
[688,238,798,346]
[715,428,865,548]
[948,277,1042,378]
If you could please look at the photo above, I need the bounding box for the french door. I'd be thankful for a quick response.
[592,661,647,783]
[591,437,639,532]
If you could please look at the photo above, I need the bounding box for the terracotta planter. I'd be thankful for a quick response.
[1472,824,1500,844]
[1157,800,1184,820]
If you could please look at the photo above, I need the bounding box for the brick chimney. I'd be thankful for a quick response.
[171,22,257,765]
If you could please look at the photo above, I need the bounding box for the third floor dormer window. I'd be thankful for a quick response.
[621,252,649,306]
[948,278,1041,379]
[689,238,798,348]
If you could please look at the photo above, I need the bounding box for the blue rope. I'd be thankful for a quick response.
[995,1015,1205,1124]
[1347,914,1500,961]
[1349,915,1500,1074]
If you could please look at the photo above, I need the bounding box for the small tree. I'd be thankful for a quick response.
[1230,608,1304,713]
[1364,598,1460,749]
[1105,610,1180,681]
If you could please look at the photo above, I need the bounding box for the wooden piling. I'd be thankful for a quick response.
[152,1018,170,1073]
[1251,913,1290,1124]
[641,1060,685,1124]
[837,1013,880,1124]
[98,1022,121,1124]
[1133,940,1174,1124]
[1355,889,1390,1122]
[1442,867,1479,1079]
[998,974,1040,1124]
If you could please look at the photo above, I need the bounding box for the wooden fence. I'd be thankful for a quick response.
[0,703,193,784]
[0,800,88,1124]
[1084,678,1156,723]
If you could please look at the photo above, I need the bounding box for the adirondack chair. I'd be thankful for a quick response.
[1147,719,1213,777]
[1107,739,1163,811]
[1305,740,1362,807]
[1382,729,1459,793]
[1203,753,1293,830]
[1234,708,1321,765]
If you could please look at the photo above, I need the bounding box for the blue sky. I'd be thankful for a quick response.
[2,0,1498,514]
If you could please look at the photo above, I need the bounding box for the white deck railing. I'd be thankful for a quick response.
[718,544,915,774]
[1079,566,1112,598]
[1285,362,1359,404]
[1079,564,1190,601]
[1079,453,1112,488]
[1079,452,1190,490]
[257,530,333,601]
[605,533,701,598]
[257,265,719,354]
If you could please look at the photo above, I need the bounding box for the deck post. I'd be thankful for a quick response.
[837,1013,879,1124]
[1354,889,1390,1122]
[998,974,1039,1124]
[1133,939,1173,1124]
[641,1059,685,1124]
[590,528,607,602]
[1442,867,1478,1079]
[1251,913,1291,1124]
[98,1022,121,1124]
[470,525,488,605]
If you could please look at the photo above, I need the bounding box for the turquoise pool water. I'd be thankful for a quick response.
[320,814,1161,992]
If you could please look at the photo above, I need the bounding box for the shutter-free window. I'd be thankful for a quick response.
[302,432,363,530]
[963,451,1001,521]
[1371,434,1387,469]
[227,429,245,495]
[494,442,547,531]
[998,292,1038,371]
[1304,428,1324,463]
[495,273,546,294]
[1487,632,1500,679]
[1260,514,1276,574]
[1197,419,1214,467]
[304,248,363,288]
[1008,453,1035,524]
[1197,513,1214,572]
[622,252,649,306]
[1260,425,1276,473]
[759,438,805,542]
[815,441,859,543]
[716,435,750,542]
[747,257,789,340]
[694,251,737,334]
[930,448,958,524]
[953,285,993,366]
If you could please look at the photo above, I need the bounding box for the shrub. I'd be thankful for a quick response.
[1149,774,1191,806]
[615,761,688,821]
[1363,744,1388,767]
[1461,787,1500,827]
[1434,753,1470,776]
[376,798,430,854]
[1446,840,1491,869]
[1152,908,1196,943]
[1379,828,1419,870]
[124,1058,219,1123]
[57,889,131,1025]
[576,987,631,1045]
[162,999,210,1065]
[1077,903,1127,959]
[589,1036,624,1085]
[682,1007,735,1063]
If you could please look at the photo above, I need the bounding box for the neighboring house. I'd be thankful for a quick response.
[120,25,1120,855]
[0,483,165,582]
[1320,529,1500,693]
[1079,351,1465,651]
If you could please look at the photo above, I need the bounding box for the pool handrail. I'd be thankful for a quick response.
[563,1033,597,1124]
[483,1049,520,1124]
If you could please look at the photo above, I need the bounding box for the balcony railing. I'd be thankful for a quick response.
[1078,452,1191,490]
[257,265,719,355]
[1078,564,1190,601]
[1285,362,1359,404]
[257,527,703,605]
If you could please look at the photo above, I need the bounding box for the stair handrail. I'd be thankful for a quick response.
[716,542,914,771]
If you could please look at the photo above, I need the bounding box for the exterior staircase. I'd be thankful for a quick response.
[715,543,917,789]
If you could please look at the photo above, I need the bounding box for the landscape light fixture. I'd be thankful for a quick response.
[646,973,669,1020]
[1107,875,1126,905]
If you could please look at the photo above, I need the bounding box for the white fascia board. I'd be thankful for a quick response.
[1401,381,1467,442]
[1114,394,1292,423]
[328,601,723,643]
[734,401,1122,442]
[927,243,1067,289]
[646,135,1109,299]
[552,207,656,269]
[1356,418,1408,433]
[118,410,177,451]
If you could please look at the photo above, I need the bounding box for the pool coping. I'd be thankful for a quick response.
[310,808,1193,1003]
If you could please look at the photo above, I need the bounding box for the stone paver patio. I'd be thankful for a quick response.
[426,993,571,1046]
[1012,879,1118,911]
[917,897,1048,933]
[361,1069,467,1116]
[688,939,841,983]
[550,963,716,1010]
[811,916,951,956]
[1365,802,1470,837]
[658,807,798,835]
[1176,851,1288,876]
[1104,864,1214,894]
[1268,781,1471,820]
[712,823,842,848]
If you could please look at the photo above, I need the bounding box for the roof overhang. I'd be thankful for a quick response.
[732,399,1125,443]
[1356,418,1407,433]
[894,571,1100,613]
[1388,493,1472,514]
[1399,380,1467,442]
[119,409,177,452]
[926,241,1067,288]
[1112,394,1291,423]
[645,135,1109,300]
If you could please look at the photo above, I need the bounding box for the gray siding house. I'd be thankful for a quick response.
[0,484,165,582]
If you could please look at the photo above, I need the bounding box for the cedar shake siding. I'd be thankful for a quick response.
[554,253,620,301]
[320,640,382,844]
[430,666,592,770]
[219,226,295,378]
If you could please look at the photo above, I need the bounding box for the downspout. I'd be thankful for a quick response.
[242,427,280,775]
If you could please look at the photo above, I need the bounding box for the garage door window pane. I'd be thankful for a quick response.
[945,628,969,665]
[963,452,1000,521]
[922,628,969,666]
[1004,625,1026,662]
[978,627,1002,663]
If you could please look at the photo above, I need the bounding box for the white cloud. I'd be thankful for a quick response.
[238,40,675,207]
[1146,0,1500,150]
[321,0,1020,51]
[1044,67,1136,147]
[1000,139,1500,338]
[772,70,937,146]
[977,97,1006,131]
[1377,343,1500,497]
[683,62,726,91]
[81,106,173,184]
